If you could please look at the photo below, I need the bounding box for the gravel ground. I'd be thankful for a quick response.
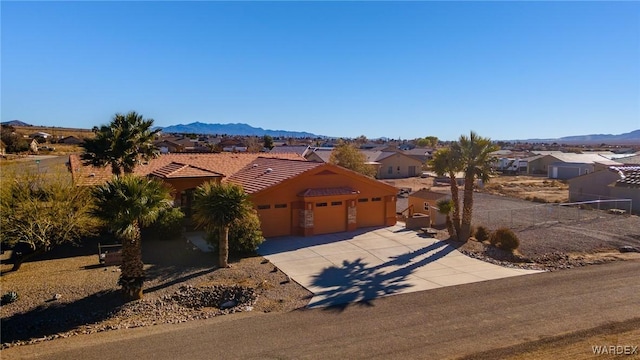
[1,237,311,348]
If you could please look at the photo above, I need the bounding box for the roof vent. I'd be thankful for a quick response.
[265,168,273,173]
[89,173,95,177]
[253,164,259,168]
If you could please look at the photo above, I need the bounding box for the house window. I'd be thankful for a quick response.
[331,201,342,206]
[372,197,382,202]
[424,202,430,211]
[316,202,328,207]
[387,166,393,174]
[358,198,368,203]
[275,204,287,209]
[257,205,271,210]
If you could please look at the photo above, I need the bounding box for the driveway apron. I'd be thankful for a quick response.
[258,225,542,308]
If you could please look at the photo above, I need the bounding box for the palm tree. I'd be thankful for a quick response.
[82,111,160,176]
[429,147,463,240]
[92,175,173,300]
[192,181,253,268]
[436,199,455,239]
[457,131,498,242]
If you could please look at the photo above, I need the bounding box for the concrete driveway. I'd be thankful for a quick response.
[258,225,542,308]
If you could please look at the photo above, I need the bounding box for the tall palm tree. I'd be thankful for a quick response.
[192,181,253,268]
[92,175,173,300]
[436,199,455,239]
[429,147,463,240]
[82,111,160,176]
[457,131,498,242]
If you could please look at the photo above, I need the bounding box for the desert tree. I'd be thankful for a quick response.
[91,175,173,300]
[329,141,377,177]
[192,181,253,268]
[429,147,463,239]
[82,111,160,176]
[457,131,498,242]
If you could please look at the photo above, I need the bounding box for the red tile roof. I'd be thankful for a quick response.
[149,162,224,179]
[227,157,323,194]
[299,187,359,197]
[69,153,305,186]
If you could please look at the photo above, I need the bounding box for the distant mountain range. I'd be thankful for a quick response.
[160,122,321,138]
[1,120,32,127]
[516,129,640,144]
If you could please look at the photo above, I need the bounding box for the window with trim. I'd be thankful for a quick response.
[331,201,342,206]
[275,204,287,209]
[316,202,328,207]
[372,197,382,202]
[424,202,429,211]
[257,205,271,210]
[358,198,368,203]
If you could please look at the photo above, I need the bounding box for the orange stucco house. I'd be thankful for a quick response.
[228,157,398,237]
[69,153,398,238]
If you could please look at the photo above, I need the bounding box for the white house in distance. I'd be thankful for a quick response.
[528,152,623,180]
[567,166,640,215]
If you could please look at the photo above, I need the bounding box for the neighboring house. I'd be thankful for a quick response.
[568,166,640,215]
[616,154,640,165]
[219,138,248,152]
[269,145,311,157]
[407,189,450,227]
[29,131,51,139]
[153,139,185,154]
[528,153,622,179]
[402,148,434,164]
[228,157,398,237]
[58,136,85,145]
[306,148,423,179]
[29,139,39,153]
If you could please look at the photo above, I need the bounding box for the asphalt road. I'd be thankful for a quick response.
[5,261,640,360]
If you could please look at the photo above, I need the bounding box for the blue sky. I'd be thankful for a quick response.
[2,1,639,141]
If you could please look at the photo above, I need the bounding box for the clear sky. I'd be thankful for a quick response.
[2,1,639,141]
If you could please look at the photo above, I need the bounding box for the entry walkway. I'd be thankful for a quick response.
[259,225,543,308]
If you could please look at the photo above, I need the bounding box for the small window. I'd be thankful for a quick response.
[316,202,328,207]
[372,197,382,202]
[331,201,342,206]
[358,198,368,203]
[424,202,429,211]
[387,166,393,174]
[257,205,271,210]
[275,204,287,209]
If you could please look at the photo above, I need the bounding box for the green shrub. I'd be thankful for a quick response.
[475,226,490,242]
[206,211,264,254]
[490,228,520,252]
[143,207,185,241]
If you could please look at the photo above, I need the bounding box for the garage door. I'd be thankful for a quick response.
[314,200,346,235]
[356,197,385,228]
[257,203,291,238]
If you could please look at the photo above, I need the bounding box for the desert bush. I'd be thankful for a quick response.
[143,207,185,241]
[207,211,264,254]
[474,226,490,242]
[490,228,520,252]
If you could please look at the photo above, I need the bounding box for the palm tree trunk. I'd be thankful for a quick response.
[219,226,230,268]
[119,224,144,300]
[445,215,455,239]
[449,173,462,240]
[460,172,475,242]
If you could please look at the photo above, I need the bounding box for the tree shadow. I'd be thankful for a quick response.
[312,241,456,311]
[1,290,124,344]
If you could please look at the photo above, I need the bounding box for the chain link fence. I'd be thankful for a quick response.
[473,199,633,231]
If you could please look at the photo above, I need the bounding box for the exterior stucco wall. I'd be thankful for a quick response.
[376,154,424,179]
